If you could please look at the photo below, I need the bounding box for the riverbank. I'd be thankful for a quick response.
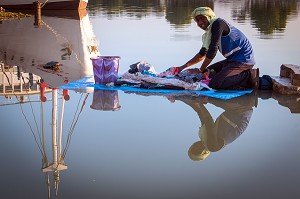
[0,7,31,20]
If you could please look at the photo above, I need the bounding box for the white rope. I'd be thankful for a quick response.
[61,93,89,160]
[41,0,49,9]
[1,66,45,157]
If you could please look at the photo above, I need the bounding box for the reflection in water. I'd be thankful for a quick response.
[174,91,300,161]
[88,0,299,37]
[41,89,69,198]
[88,0,166,18]
[1,3,300,197]
[258,90,300,113]
[164,0,214,29]
[127,90,299,162]
[173,93,257,161]
[0,9,99,198]
[0,9,100,88]
[88,0,214,29]
[231,0,299,38]
[39,89,89,198]
[0,81,90,197]
[90,90,121,111]
[0,65,50,105]
[43,89,89,198]
[0,63,90,196]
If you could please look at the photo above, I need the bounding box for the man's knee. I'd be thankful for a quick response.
[208,78,222,89]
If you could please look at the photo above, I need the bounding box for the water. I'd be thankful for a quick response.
[1,0,300,198]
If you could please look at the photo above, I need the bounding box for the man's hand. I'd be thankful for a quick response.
[176,66,185,73]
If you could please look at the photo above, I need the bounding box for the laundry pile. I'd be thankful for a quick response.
[116,61,212,91]
[58,60,254,100]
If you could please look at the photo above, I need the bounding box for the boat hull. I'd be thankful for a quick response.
[0,10,100,88]
[0,0,88,10]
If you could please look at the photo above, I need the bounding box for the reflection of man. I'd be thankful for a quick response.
[174,92,257,161]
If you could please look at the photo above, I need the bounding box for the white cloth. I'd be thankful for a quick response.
[121,72,213,91]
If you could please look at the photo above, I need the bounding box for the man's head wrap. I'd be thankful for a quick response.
[192,7,216,25]
[191,7,217,49]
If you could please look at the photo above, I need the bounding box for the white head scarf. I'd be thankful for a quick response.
[192,7,217,49]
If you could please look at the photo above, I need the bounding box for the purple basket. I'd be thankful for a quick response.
[91,56,120,84]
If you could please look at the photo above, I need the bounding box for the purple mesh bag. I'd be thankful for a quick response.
[91,56,120,84]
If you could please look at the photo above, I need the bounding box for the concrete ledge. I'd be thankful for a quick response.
[272,76,300,95]
[280,64,300,86]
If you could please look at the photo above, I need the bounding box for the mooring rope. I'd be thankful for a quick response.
[40,0,49,9]
[61,93,89,160]
[41,20,85,68]
[1,66,45,158]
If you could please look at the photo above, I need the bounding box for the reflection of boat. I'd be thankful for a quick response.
[39,88,89,197]
[39,88,68,198]
[0,9,100,88]
[0,65,46,95]
[0,64,53,106]
[5,84,89,197]
[0,0,88,10]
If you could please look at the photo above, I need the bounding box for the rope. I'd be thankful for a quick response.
[22,75,43,143]
[1,66,45,158]
[61,93,89,160]
[41,102,49,166]
[41,20,85,68]
[40,0,49,9]
[0,100,41,107]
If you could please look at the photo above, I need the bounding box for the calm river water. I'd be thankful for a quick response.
[0,0,300,198]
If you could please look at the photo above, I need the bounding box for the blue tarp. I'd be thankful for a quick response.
[59,76,253,100]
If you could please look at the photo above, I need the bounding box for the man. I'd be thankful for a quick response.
[177,7,259,90]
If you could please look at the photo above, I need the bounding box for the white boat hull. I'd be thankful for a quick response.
[0,10,100,88]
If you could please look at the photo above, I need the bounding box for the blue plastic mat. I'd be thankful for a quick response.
[59,76,253,100]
